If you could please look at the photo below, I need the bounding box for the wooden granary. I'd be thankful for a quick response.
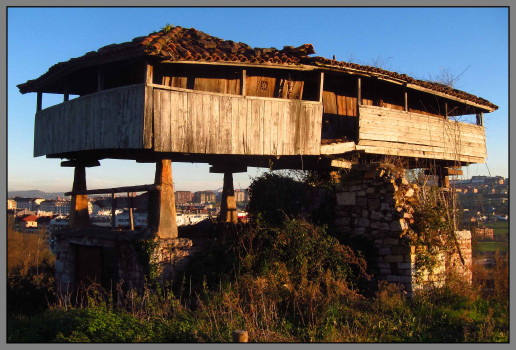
[18,25,497,238]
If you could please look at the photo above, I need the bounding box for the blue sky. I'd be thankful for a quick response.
[7,7,508,192]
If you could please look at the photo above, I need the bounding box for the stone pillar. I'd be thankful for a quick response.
[219,171,238,223]
[148,159,178,239]
[70,165,89,228]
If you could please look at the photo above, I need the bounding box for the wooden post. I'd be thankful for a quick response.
[36,92,42,112]
[145,62,154,84]
[404,86,408,112]
[476,111,484,126]
[357,77,362,117]
[64,93,69,102]
[232,330,248,343]
[219,172,238,224]
[97,68,104,91]
[241,69,247,96]
[70,165,90,228]
[444,102,448,118]
[148,159,178,238]
[318,72,324,103]
[111,192,116,227]
[128,192,134,231]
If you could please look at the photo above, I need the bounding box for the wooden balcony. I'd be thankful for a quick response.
[34,84,323,158]
[356,105,487,163]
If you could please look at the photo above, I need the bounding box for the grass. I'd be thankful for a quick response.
[485,221,508,241]
[473,241,507,254]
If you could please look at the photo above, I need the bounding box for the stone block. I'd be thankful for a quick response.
[399,275,412,283]
[357,218,370,227]
[379,268,391,275]
[377,263,390,269]
[383,238,399,245]
[391,246,408,255]
[356,198,367,206]
[357,190,366,197]
[386,275,401,282]
[366,187,375,194]
[378,247,391,255]
[335,217,350,226]
[336,191,356,206]
[384,255,403,263]
[370,211,382,221]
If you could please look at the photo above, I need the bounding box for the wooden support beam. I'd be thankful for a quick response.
[404,86,408,112]
[97,68,104,91]
[147,160,178,238]
[219,172,238,224]
[36,92,42,112]
[111,193,116,227]
[476,112,484,126]
[65,184,159,196]
[241,69,247,96]
[330,159,353,169]
[61,159,100,168]
[318,72,324,103]
[145,63,154,84]
[357,77,362,106]
[128,192,134,231]
[209,164,247,174]
[70,165,90,229]
[444,102,448,118]
[424,167,463,176]
[64,93,69,102]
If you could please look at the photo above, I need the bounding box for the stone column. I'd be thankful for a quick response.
[219,172,238,224]
[148,159,178,239]
[70,165,89,228]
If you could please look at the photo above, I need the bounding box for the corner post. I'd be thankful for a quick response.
[148,159,178,238]
[219,172,238,224]
[70,165,89,228]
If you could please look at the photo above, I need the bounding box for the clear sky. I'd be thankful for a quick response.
[7,7,508,192]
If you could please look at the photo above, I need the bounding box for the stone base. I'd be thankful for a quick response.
[333,164,472,294]
[53,227,205,294]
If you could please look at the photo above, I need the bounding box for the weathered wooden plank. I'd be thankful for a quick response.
[153,89,162,151]
[209,94,220,154]
[144,86,153,149]
[245,99,253,154]
[229,97,240,154]
[222,96,232,154]
[263,99,272,155]
[320,141,356,155]
[270,101,279,155]
[160,90,171,151]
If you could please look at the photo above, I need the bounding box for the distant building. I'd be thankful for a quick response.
[39,199,73,216]
[7,199,16,210]
[472,227,494,240]
[14,197,40,211]
[193,191,216,204]
[235,189,249,203]
[175,191,193,204]
[115,211,148,228]
[19,215,38,229]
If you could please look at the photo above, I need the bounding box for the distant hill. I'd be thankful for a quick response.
[8,190,66,199]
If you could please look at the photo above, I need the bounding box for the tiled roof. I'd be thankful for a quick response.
[17,25,497,111]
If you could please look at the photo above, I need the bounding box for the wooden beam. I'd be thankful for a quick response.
[219,172,238,224]
[404,86,408,112]
[330,159,353,169]
[70,165,89,229]
[128,192,134,231]
[97,68,104,91]
[444,102,448,118]
[145,63,154,84]
[61,159,100,168]
[476,112,484,126]
[65,184,159,196]
[241,69,247,96]
[64,93,69,102]
[209,164,247,173]
[424,167,463,176]
[318,72,324,103]
[36,92,42,112]
[357,77,362,106]
[320,141,356,155]
[111,193,116,227]
[147,160,178,239]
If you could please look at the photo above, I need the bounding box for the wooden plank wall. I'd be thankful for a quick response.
[148,85,323,156]
[34,84,145,156]
[357,105,486,163]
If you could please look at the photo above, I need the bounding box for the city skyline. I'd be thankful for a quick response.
[7,7,508,192]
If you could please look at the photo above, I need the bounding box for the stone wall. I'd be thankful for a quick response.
[333,164,472,293]
[53,227,205,294]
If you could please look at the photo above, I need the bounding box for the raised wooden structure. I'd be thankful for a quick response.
[19,25,497,237]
